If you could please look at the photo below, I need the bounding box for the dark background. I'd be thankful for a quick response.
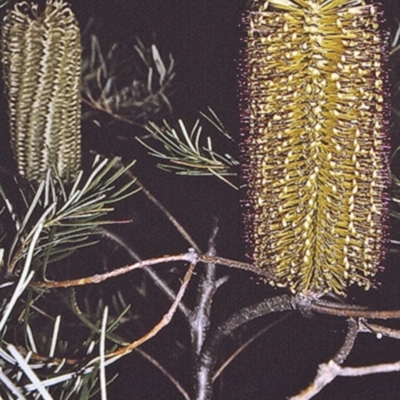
[71,1,400,399]
[3,0,400,399]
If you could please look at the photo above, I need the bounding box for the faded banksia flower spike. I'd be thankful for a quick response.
[238,0,390,296]
[2,0,81,184]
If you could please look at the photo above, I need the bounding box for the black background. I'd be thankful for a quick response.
[2,0,400,399]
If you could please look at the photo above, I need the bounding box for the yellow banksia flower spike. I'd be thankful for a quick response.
[2,0,81,184]
[239,0,390,296]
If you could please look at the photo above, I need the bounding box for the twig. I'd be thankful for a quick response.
[332,319,358,365]
[30,254,400,319]
[13,260,196,370]
[31,252,197,288]
[135,177,202,252]
[290,360,342,400]
[190,219,221,358]
[290,358,400,400]
[97,157,200,252]
[30,253,273,289]
[99,227,193,396]
[339,361,400,376]
[212,312,293,382]
[121,165,201,253]
[136,348,190,400]
[100,227,191,317]
[106,261,196,357]
[359,320,400,340]
[290,318,362,400]
[193,294,293,400]
[99,228,141,261]
[310,299,400,320]
[199,254,276,281]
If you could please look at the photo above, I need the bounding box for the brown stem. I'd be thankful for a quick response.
[310,301,400,320]
[106,261,196,357]
[136,348,190,400]
[31,252,197,288]
[121,166,201,253]
[100,227,191,317]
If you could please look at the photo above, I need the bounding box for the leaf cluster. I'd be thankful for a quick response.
[81,34,175,125]
[137,109,239,188]
[1,156,138,278]
[0,156,138,399]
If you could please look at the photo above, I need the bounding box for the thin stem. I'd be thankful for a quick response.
[136,177,201,252]
[106,261,196,357]
[310,300,400,320]
[190,219,220,358]
[31,252,197,288]
[290,317,397,400]
[339,361,400,376]
[212,312,293,382]
[199,254,276,281]
[358,320,400,340]
[333,319,358,365]
[100,227,190,317]
[122,165,201,253]
[30,253,272,288]
[14,261,196,370]
[136,348,190,400]
[193,295,293,400]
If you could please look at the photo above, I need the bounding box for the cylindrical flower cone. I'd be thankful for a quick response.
[2,0,81,184]
[239,0,390,295]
